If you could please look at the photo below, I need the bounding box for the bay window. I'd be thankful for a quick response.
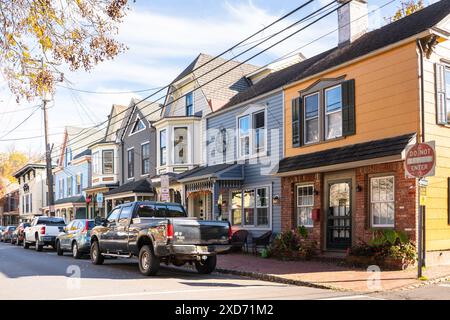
[173,127,188,164]
[297,185,314,227]
[102,150,114,174]
[160,130,167,166]
[304,93,319,144]
[141,143,150,175]
[325,85,343,140]
[371,176,395,227]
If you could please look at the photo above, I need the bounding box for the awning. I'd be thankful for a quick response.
[277,133,416,176]
[104,179,155,197]
[177,163,244,183]
[54,196,85,205]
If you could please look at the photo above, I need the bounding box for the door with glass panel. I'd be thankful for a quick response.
[326,181,352,250]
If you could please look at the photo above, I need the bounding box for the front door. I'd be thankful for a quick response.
[326,181,352,250]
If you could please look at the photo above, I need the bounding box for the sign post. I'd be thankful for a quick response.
[160,175,170,202]
[405,141,436,279]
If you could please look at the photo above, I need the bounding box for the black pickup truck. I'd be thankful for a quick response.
[90,201,231,276]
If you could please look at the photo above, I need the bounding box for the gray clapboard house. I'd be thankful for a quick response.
[177,55,304,235]
[104,98,163,206]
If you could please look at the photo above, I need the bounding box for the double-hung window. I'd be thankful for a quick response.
[141,143,150,175]
[256,187,269,227]
[435,64,450,124]
[92,152,100,174]
[160,130,167,166]
[371,176,395,228]
[304,93,319,144]
[325,85,343,139]
[238,109,266,158]
[173,127,188,164]
[243,189,255,226]
[67,176,72,197]
[127,149,134,179]
[75,174,82,195]
[186,92,193,116]
[102,150,114,174]
[297,185,314,227]
[231,191,242,226]
[238,116,250,157]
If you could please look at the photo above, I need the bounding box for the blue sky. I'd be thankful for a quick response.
[0,0,438,156]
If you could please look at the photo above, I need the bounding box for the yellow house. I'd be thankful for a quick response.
[224,0,450,265]
[277,0,450,265]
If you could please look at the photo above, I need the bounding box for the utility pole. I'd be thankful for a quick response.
[40,58,56,216]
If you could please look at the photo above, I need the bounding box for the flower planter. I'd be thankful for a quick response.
[380,257,414,271]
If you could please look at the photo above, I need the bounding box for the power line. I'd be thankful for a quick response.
[57,84,166,95]
[0,105,42,140]
[43,0,346,160]
[49,0,333,157]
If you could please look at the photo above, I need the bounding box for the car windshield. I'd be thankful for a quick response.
[38,218,66,226]
[136,204,187,218]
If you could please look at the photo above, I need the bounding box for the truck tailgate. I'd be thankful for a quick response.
[172,219,230,245]
[43,225,64,236]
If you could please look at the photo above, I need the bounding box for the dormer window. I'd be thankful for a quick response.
[130,117,145,135]
[186,92,193,116]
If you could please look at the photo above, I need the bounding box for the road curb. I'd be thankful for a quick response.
[215,268,350,292]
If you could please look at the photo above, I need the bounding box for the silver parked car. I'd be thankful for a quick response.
[55,219,94,259]
[1,226,17,242]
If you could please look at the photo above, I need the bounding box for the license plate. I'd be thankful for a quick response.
[197,246,209,253]
[42,237,53,241]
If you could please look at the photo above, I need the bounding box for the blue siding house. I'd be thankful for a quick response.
[178,89,284,236]
[53,126,105,221]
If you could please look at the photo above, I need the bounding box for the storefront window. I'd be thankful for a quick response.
[231,191,242,226]
[371,176,395,227]
[174,127,188,164]
[256,187,269,226]
[243,189,255,226]
[297,185,314,227]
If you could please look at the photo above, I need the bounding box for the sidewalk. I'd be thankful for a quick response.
[213,253,450,292]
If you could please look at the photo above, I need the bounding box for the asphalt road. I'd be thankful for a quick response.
[0,241,350,300]
[0,242,449,300]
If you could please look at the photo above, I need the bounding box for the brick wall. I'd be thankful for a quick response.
[280,161,417,250]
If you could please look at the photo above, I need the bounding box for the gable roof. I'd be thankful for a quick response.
[105,104,128,143]
[167,53,260,113]
[223,0,450,109]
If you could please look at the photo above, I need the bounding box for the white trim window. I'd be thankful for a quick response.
[141,142,150,175]
[238,115,250,158]
[325,85,343,140]
[173,127,188,164]
[127,148,134,179]
[237,108,267,158]
[231,191,242,226]
[186,92,194,116]
[297,185,314,227]
[256,187,269,227]
[371,176,395,228]
[130,116,146,135]
[67,176,73,197]
[231,186,271,228]
[243,189,255,226]
[304,93,319,144]
[92,152,100,175]
[75,174,82,195]
[160,130,167,166]
[102,150,114,174]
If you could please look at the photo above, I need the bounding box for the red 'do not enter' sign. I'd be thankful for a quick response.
[405,142,436,178]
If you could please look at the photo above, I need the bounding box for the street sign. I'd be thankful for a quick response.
[160,187,170,202]
[96,193,103,209]
[160,175,169,189]
[405,141,436,178]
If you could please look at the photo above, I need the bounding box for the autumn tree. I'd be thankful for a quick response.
[388,0,425,22]
[0,0,129,101]
[0,150,28,196]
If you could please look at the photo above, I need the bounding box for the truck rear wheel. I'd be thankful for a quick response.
[138,245,160,276]
[195,255,217,274]
[90,241,104,265]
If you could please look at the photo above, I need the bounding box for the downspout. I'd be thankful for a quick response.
[416,39,426,265]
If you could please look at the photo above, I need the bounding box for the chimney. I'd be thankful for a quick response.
[337,0,368,46]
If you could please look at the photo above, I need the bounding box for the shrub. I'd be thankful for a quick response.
[268,227,317,260]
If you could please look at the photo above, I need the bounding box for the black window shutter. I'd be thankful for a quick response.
[342,79,356,136]
[292,98,301,147]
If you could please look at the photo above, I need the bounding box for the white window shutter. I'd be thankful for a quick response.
[435,63,448,124]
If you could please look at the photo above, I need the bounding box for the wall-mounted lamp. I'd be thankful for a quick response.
[356,185,363,192]
[314,190,319,196]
